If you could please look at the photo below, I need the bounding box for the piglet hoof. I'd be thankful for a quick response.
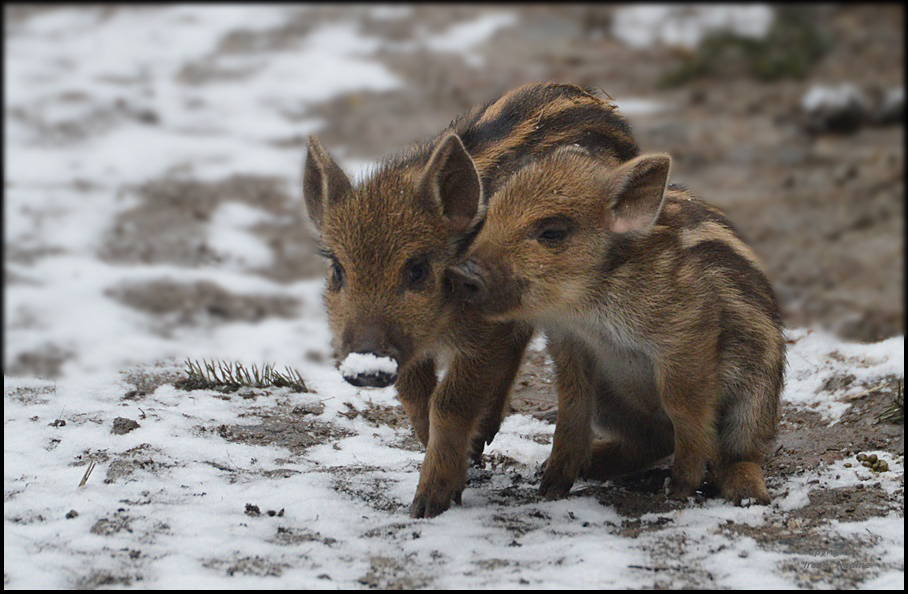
[410,482,464,518]
[722,479,771,507]
[720,462,771,506]
[538,467,574,500]
[409,491,450,518]
[667,478,697,500]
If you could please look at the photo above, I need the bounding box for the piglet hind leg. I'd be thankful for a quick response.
[715,381,780,505]
[658,358,721,499]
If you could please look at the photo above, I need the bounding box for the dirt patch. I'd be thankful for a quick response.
[271,526,338,547]
[768,376,906,481]
[489,511,542,541]
[338,401,424,451]
[99,175,321,282]
[625,533,718,590]
[4,245,66,267]
[821,372,857,393]
[339,401,411,431]
[467,454,541,507]
[121,363,186,400]
[210,404,350,457]
[203,555,289,578]
[387,432,424,453]
[6,512,47,525]
[5,346,71,379]
[362,522,421,540]
[721,508,888,589]
[105,444,177,484]
[508,347,557,420]
[7,95,158,147]
[588,467,686,517]
[331,471,406,514]
[4,266,39,286]
[91,512,134,536]
[106,279,300,330]
[358,555,432,590]
[74,570,137,589]
[4,381,56,405]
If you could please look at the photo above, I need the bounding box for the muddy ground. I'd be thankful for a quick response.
[4,4,904,588]
[6,4,903,356]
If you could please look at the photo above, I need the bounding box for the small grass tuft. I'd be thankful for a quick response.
[877,380,904,425]
[176,358,308,393]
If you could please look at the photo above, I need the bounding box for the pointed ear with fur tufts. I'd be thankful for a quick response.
[303,136,353,232]
[418,134,482,235]
[603,154,671,233]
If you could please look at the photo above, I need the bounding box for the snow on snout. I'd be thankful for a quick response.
[339,352,398,378]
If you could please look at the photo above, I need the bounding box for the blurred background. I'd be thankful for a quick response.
[4,4,904,380]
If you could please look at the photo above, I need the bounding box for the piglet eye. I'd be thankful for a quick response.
[539,229,567,242]
[405,258,430,290]
[329,259,345,290]
[534,218,574,247]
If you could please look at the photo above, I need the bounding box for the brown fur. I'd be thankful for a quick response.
[453,149,785,505]
[303,83,641,517]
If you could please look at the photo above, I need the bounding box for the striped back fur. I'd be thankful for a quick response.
[378,82,639,199]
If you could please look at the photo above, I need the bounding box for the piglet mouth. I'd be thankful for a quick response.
[338,352,399,388]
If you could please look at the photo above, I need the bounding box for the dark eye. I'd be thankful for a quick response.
[539,228,567,242]
[405,258,430,290]
[329,259,345,290]
[534,217,574,247]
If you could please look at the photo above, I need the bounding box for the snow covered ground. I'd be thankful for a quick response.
[4,5,904,589]
[4,331,904,588]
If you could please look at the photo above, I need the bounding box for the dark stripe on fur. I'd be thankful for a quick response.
[684,240,782,327]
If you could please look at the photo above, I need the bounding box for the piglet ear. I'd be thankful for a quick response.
[419,134,482,235]
[604,154,671,233]
[303,136,353,232]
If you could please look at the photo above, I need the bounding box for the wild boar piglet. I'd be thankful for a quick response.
[449,147,785,504]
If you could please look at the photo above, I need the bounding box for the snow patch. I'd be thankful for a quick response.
[425,12,518,53]
[424,12,518,68]
[339,352,399,378]
[612,5,775,49]
[207,202,277,270]
[614,97,665,116]
[801,84,867,112]
[782,328,903,422]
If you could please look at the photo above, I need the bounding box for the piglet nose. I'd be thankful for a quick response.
[448,260,488,306]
